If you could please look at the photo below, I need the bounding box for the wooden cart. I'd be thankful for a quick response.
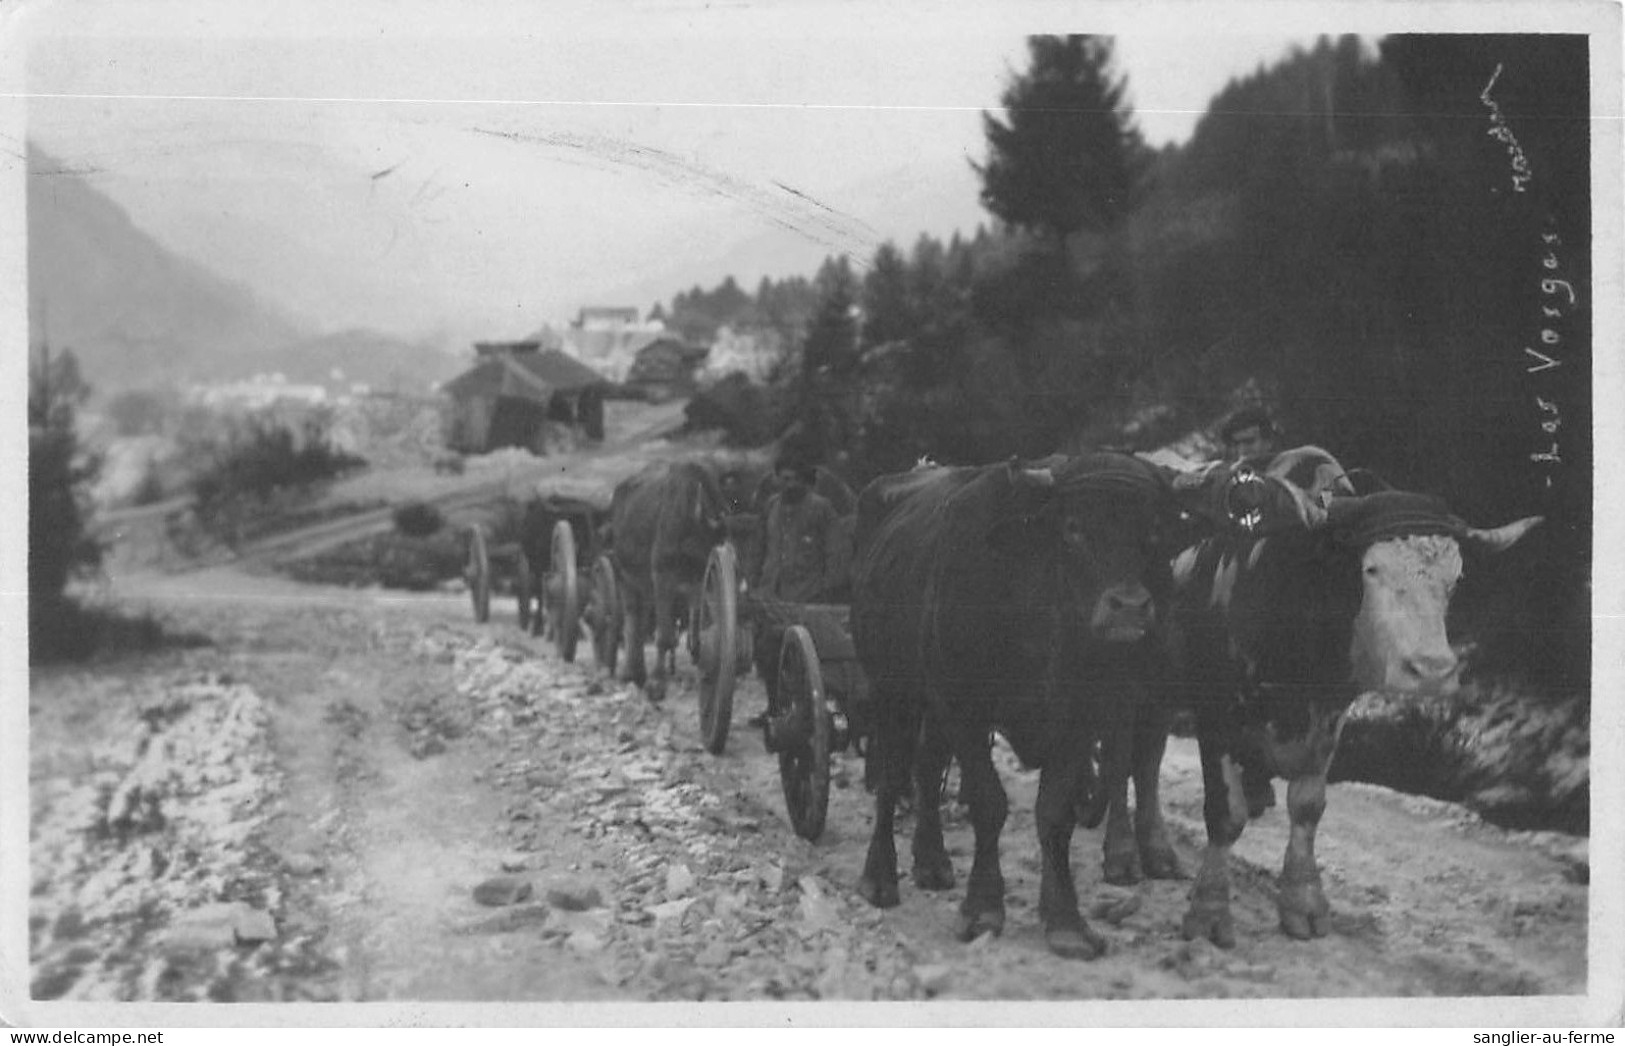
[692,543,869,841]
[465,492,621,671]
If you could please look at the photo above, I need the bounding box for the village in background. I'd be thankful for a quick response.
[77,297,784,514]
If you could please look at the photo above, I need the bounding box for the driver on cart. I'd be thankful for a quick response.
[746,451,839,719]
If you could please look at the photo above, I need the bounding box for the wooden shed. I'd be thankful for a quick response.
[624,337,711,401]
[442,342,608,454]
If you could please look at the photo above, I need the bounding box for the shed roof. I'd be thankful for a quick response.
[443,348,608,403]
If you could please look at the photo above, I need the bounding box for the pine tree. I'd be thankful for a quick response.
[976,35,1151,239]
[28,343,100,613]
[860,242,913,349]
[801,262,858,379]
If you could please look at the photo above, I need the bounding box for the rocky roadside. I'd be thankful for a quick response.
[29,672,341,1002]
[401,627,942,1002]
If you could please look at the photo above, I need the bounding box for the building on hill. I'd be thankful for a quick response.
[441,341,608,454]
[624,337,711,402]
[528,320,673,383]
[574,306,641,330]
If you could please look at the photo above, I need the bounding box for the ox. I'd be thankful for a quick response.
[850,453,1182,958]
[1111,446,1541,947]
[609,461,735,701]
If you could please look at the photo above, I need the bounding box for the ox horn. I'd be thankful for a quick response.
[1463,515,1543,554]
[1007,457,1054,487]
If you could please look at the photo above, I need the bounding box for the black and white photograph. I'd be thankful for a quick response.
[5,0,1619,1027]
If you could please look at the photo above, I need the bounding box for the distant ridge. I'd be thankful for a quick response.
[26,144,458,396]
[27,145,314,391]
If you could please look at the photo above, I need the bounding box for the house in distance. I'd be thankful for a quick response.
[441,341,608,455]
[624,336,711,402]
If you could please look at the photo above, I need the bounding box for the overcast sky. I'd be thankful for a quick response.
[3,0,1591,350]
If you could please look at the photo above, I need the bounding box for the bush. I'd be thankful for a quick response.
[279,530,466,591]
[393,500,446,538]
[683,372,789,447]
[192,418,366,542]
[29,346,101,640]
[30,598,211,664]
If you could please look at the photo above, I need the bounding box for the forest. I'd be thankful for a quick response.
[677,34,1591,695]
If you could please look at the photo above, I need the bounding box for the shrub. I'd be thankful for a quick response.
[393,500,445,538]
[191,418,366,542]
[29,345,102,645]
[683,372,788,447]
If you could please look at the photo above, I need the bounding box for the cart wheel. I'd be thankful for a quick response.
[590,555,620,674]
[777,624,830,841]
[686,590,704,667]
[550,519,580,662]
[697,544,739,755]
[514,546,534,633]
[467,524,491,624]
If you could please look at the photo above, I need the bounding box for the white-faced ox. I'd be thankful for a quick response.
[849,453,1182,959]
[1109,447,1541,948]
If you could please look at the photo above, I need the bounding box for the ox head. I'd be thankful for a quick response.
[1217,474,1543,695]
[994,453,1178,644]
[1323,493,1542,694]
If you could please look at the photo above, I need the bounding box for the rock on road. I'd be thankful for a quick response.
[24,562,1592,1016]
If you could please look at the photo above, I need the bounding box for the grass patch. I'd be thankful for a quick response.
[29,596,213,665]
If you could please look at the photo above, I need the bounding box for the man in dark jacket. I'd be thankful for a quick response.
[748,453,840,721]
[759,456,838,603]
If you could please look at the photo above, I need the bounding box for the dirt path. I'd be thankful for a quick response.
[23,562,1591,1016]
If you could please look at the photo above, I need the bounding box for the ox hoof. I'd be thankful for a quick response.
[1044,920,1107,960]
[857,874,900,909]
[911,854,955,891]
[1103,848,1142,886]
[1180,901,1236,950]
[1277,878,1331,940]
[954,906,1005,943]
[1140,845,1189,881]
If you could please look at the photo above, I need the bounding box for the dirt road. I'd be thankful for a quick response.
[24,559,1592,1017]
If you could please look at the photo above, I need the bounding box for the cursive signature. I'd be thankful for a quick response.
[1481,63,1533,193]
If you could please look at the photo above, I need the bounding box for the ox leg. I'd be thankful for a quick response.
[910,714,955,891]
[951,721,1007,943]
[858,693,915,909]
[1272,706,1344,940]
[647,573,678,703]
[1099,722,1141,885]
[1132,705,1186,880]
[1181,727,1248,949]
[620,586,647,688]
[1036,755,1106,959]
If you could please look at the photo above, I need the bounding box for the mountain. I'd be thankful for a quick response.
[26,145,469,397]
[265,328,464,394]
[27,146,318,393]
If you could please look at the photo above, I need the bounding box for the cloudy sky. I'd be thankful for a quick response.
[3,0,1586,349]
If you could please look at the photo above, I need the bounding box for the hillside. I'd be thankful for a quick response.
[27,147,314,392]
[268,328,463,394]
[26,146,461,397]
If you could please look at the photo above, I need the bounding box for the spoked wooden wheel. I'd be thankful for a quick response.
[466,524,491,624]
[514,546,534,633]
[777,624,830,841]
[686,590,704,667]
[696,544,739,755]
[549,519,581,662]
[589,554,621,674]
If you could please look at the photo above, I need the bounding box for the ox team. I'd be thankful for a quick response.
[606,415,1541,959]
